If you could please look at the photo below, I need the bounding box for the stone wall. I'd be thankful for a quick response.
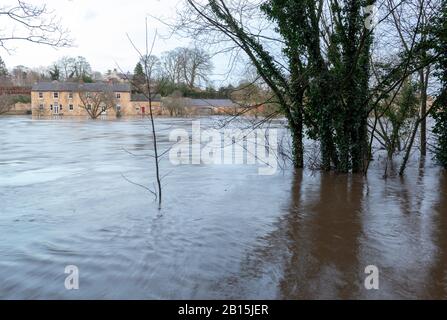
[2,103,32,115]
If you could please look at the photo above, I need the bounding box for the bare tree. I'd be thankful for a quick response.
[55,56,75,80]
[0,55,8,77]
[384,0,440,157]
[78,90,117,119]
[52,56,92,81]
[161,48,185,84]
[162,90,187,116]
[171,0,308,168]
[9,65,44,86]
[141,54,161,79]
[160,47,213,88]
[0,95,15,114]
[181,47,213,88]
[366,0,443,175]
[91,71,104,82]
[0,1,71,51]
[71,56,92,80]
[126,19,163,208]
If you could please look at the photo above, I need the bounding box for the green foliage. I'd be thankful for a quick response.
[193,0,444,173]
[434,106,447,167]
[134,62,144,77]
[263,0,375,172]
[378,80,419,157]
[157,80,233,99]
[432,0,447,168]
[49,65,60,80]
[13,94,31,104]
[81,74,93,83]
[132,62,145,90]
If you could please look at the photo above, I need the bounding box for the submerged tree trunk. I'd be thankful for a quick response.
[289,55,305,168]
[420,68,429,157]
[352,116,369,173]
[290,106,304,169]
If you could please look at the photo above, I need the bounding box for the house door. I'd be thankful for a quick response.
[53,103,59,114]
[141,107,145,114]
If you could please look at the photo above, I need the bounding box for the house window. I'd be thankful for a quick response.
[116,93,121,99]
[86,92,91,98]
[39,104,44,110]
[53,92,59,99]
[68,92,73,99]
[38,92,43,99]
[116,105,121,112]
[69,104,73,111]
[60,105,63,111]
[50,104,53,110]
[87,104,92,110]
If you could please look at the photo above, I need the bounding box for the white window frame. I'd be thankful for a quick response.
[116,93,121,99]
[53,92,59,99]
[39,104,44,110]
[68,92,73,99]
[69,104,74,111]
[38,92,43,99]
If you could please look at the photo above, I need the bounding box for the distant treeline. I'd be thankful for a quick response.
[154,82,236,99]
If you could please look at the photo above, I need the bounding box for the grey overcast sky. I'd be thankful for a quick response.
[1,0,238,85]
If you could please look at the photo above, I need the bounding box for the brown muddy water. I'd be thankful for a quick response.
[0,116,446,299]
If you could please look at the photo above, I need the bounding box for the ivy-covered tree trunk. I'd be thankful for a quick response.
[333,0,373,173]
[289,80,304,168]
[309,71,339,171]
[352,34,372,174]
[420,69,428,157]
[433,0,447,168]
[260,1,310,169]
[290,106,304,168]
[196,0,377,173]
[434,106,447,168]
[289,55,305,168]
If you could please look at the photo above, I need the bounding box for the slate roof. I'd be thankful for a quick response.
[32,81,131,92]
[188,99,236,108]
[131,93,161,102]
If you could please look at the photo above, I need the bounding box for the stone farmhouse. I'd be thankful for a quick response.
[29,81,252,117]
[31,81,161,116]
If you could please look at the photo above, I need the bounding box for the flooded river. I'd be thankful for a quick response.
[0,116,446,299]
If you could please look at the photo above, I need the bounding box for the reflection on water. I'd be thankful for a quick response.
[428,172,447,298]
[280,172,364,299]
[0,116,446,299]
[228,166,447,299]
